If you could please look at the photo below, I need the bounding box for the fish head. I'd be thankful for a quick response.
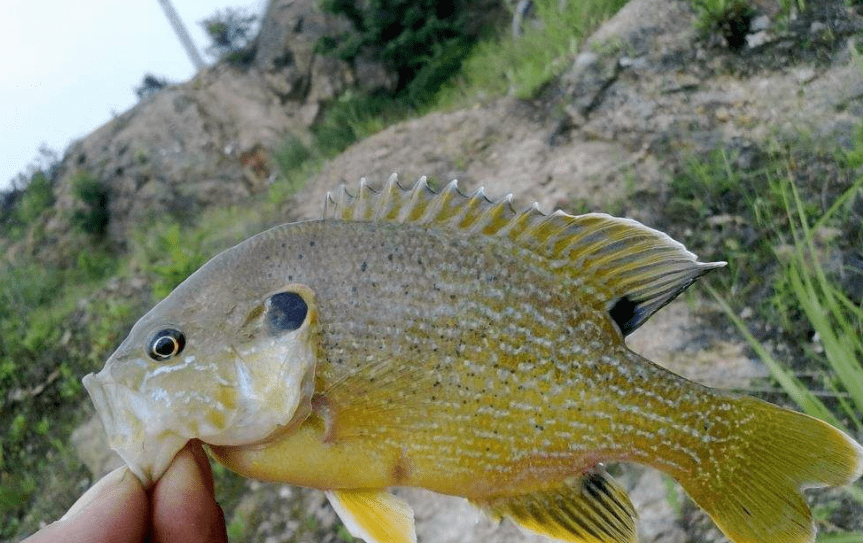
[83,252,319,487]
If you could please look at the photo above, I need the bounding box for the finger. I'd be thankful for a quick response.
[150,441,228,543]
[22,466,149,543]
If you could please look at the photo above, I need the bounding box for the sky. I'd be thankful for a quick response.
[1,0,267,191]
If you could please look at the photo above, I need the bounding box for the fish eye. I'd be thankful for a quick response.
[267,291,308,334]
[148,328,186,361]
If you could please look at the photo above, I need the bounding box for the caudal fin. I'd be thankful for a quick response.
[680,395,863,543]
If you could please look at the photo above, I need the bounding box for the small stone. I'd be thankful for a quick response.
[750,15,771,32]
[746,31,771,48]
[810,21,827,35]
[574,52,599,69]
[794,67,816,84]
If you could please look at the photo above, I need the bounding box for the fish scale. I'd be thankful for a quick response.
[84,176,863,543]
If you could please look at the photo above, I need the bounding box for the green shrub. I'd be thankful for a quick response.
[75,248,119,282]
[135,222,211,299]
[70,171,110,237]
[275,135,313,173]
[15,172,54,225]
[312,92,391,156]
[404,37,474,106]
[201,8,258,64]
[135,73,169,100]
[318,0,473,96]
[271,135,320,200]
[689,0,754,49]
[0,171,55,240]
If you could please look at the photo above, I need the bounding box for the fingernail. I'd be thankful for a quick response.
[60,466,129,522]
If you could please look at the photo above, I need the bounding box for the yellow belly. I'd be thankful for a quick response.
[208,415,406,490]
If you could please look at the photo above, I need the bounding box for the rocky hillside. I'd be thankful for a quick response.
[43,0,385,249]
[6,0,863,541]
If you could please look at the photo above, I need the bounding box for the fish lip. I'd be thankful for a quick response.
[83,371,187,487]
[83,371,115,441]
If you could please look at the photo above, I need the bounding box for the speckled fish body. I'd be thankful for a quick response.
[85,176,863,543]
[207,219,718,495]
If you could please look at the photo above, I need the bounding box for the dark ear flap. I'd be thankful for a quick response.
[266,291,309,334]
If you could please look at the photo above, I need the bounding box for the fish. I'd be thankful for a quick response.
[83,175,863,543]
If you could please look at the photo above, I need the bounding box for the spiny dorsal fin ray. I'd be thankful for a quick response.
[324,175,725,335]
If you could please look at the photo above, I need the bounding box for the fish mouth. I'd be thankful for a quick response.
[83,372,187,487]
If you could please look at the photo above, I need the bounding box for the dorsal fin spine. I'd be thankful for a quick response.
[475,195,516,236]
[458,188,494,232]
[504,205,546,243]
[401,176,430,223]
[376,174,401,221]
[427,180,463,225]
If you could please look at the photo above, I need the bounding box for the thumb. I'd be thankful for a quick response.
[23,466,149,543]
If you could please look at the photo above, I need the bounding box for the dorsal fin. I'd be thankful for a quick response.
[324,174,725,334]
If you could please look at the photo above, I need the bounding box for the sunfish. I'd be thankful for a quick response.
[84,175,863,543]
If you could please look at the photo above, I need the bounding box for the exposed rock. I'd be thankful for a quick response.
[48,0,397,246]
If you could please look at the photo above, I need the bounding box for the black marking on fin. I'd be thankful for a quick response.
[608,296,642,336]
[472,467,637,543]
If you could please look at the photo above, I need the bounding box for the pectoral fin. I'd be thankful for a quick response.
[325,489,417,543]
[473,468,637,543]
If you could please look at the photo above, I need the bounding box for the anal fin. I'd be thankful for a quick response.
[473,468,637,543]
[325,489,417,543]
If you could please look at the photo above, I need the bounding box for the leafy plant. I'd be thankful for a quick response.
[140,222,211,299]
[0,170,55,240]
[135,73,169,100]
[270,135,324,202]
[15,172,54,225]
[318,0,473,96]
[70,171,110,237]
[689,0,755,49]
[201,8,258,64]
[312,91,394,156]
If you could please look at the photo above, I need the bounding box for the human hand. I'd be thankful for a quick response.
[23,440,228,543]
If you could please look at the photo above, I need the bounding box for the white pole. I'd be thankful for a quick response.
[156,0,206,71]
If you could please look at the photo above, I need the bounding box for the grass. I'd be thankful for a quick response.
[270,0,633,194]
[435,0,628,105]
[0,257,133,539]
[703,151,863,540]
[710,163,863,435]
